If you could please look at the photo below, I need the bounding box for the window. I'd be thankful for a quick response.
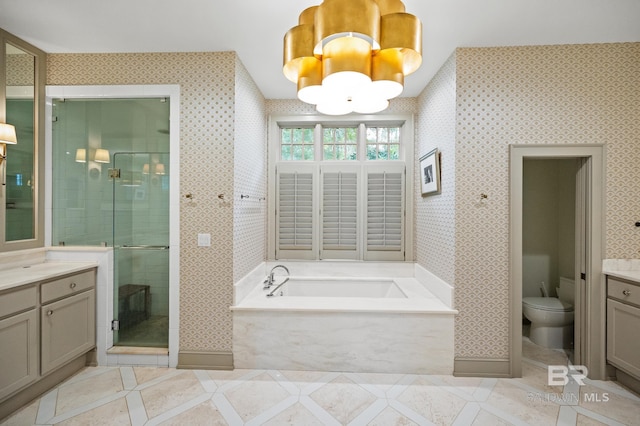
[280,127,314,161]
[366,126,400,160]
[270,117,414,261]
[323,127,358,160]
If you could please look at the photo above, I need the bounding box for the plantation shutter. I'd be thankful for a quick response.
[320,165,359,259]
[364,164,405,261]
[276,165,316,259]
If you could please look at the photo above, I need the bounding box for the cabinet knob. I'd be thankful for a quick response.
[47,310,53,316]
[622,289,631,296]
[70,282,77,289]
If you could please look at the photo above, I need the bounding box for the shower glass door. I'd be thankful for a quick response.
[112,152,170,347]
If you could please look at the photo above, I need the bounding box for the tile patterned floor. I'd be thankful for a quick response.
[2,339,639,425]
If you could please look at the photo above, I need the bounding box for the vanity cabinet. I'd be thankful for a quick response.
[0,266,96,416]
[40,270,95,375]
[0,285,38,401]
[606,276,640,380]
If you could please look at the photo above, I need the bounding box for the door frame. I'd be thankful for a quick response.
[509,144,605,379]
[45,85,180,367]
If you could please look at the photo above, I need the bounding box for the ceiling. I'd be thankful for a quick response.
[1,0,639,100]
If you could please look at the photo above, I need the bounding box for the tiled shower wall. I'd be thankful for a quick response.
[47,52,268,354]
[452,43,640,360]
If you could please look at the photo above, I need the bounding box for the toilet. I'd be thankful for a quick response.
[522,277,575,349]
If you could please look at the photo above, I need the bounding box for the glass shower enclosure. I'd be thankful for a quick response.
[112,152,169,347]
[51,98,170,348]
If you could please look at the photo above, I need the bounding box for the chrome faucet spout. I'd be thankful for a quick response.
[271,264,289,276]
[264,264,290,296]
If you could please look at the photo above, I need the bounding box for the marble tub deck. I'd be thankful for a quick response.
[232,277,456,374]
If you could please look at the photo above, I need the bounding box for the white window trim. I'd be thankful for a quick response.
[267,114,414,262]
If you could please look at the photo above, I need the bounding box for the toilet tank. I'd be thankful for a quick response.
[557,277,575,304]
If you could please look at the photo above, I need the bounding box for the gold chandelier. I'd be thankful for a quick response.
[283,0,422,115]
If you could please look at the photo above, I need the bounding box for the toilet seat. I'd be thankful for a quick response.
[523,297,573,312]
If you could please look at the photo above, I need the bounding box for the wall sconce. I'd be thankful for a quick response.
[94,148,110,163]
[154,163,166,175]
[0,123,17,186]
[142,163,150,174]
[0,123,17,146]
[75,148,87,163]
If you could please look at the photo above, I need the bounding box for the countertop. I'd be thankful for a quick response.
[0,261,97,292]
[605,270,640,283]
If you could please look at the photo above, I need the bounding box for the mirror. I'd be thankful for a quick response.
[5,42,35,241]
[0,28,45,251]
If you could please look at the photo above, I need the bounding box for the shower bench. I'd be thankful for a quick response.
[118,284,151,329]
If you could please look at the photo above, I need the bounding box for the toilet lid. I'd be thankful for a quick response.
[523,297,573,312]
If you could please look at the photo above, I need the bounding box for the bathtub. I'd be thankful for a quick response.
[278,278,406,298]
[232,264,457,374]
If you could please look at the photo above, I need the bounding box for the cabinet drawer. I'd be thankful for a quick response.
[0,285,37,319]
[41,270,95,304]
[608,277,640,307]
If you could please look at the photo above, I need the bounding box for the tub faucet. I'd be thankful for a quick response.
[264,264,289,289]
[266,276,290,297]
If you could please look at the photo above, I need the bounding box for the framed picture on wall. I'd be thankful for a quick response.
[419,148,441,196]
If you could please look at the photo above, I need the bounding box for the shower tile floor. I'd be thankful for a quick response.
[116,316,169,348]
[2,338,639,426]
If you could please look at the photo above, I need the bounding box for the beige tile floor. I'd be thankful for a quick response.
[2,338,639,425]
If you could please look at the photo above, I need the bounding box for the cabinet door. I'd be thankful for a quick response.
[607,298,640,379]
[41,290,95,375]
[0,310,38,400]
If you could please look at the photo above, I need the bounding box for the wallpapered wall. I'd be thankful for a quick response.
[415,53,457,285]
[47,52,267,355]
[452,43,640,360]
[46,42,639,367]
[233,56,267,283]
[6,54,33,85]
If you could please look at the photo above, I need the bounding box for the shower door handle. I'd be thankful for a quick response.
[119,245,169,250]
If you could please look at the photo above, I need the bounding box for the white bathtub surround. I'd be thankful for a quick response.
[414,263,454,308]
[233,311,454,374]
[233,262,267,305]
[265,260,415,279]
[232,262,457,374]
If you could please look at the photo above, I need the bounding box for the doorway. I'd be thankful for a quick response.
[510,145,605,379]
[522,159,577,358]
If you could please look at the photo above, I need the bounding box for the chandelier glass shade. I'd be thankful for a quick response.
[283,0,422,115]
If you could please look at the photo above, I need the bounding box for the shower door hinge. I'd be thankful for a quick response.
[111,320,120,331]
[108,168,121,179]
